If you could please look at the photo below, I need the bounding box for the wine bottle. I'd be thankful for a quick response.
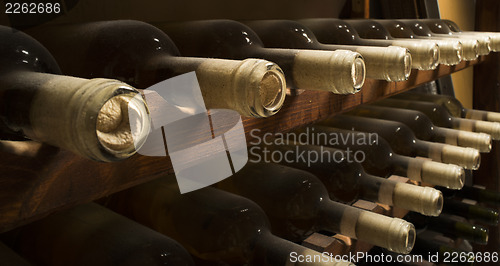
[298,18,439,70]
[372,98,500,140]
[455,186,500,207]
[406,212,489,245]
[290,126,465,189]
[367,19,462,65]
[0,242,31,266]
[152,19,366,94]
[393,91,500,123]
[26,20,286,118]
[345,19,448,68]
[0,25,150,162]
[398,19,479,60]
[261,144,443,216]
[442,198,499,225]
[2,203,195,266]
[411,237,474,266]
[243,19,411,82]
[418,19,491,56]
[346,105,491,152]
[214,162,416,254]
[441,19,500,52]
[103,177,349,265]
[320,114,481,170]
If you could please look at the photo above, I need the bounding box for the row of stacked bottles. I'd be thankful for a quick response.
[0,16,499,265]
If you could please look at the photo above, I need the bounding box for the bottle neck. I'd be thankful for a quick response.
[0,71,149,161]
[464,108,500,124]
[416,140,480,170]
[255,47,365,93]
[143,55,286,118]
[432,126,492,152]
[429,216,489,245]
[318,200,415,254]
[396,155,465,189]
[451,117,500,140]
[443,199,499,225]
[360,174,443,216]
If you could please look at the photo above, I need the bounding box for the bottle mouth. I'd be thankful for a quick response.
[431,190,444,216]
[403,52,412,79]
[259,70,286,113]
[390,220,416,254]
[96,90,150,158]
[429,45,440,69]
[352,56,365,91]
[233,59,286,118]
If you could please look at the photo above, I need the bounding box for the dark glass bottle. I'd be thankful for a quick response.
[103,177,347,265]
[320,114,481,170]
[0,25,150,162]
[366,19,463,65]
[455,186,500,207]
[406,212,489,245]
[398,19,479,60]
[290,126,465,189]
[415,19,490,56]
[27,20,287,118]
[298,18,439,70]
[393,91,500,124]
[442,198,499,225]
[243,19,411,82]
[411,237,474,266]
[372,98,500,140]
[215,162,415,254]
[262,144,443,216]
[153,19,365,94]
[2,203,195,266]
[347,104,491,152]
[0,242,31,266]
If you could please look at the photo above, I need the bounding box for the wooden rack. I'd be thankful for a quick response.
[0,58,481,234]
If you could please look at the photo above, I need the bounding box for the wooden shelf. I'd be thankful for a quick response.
[0,58,481,234]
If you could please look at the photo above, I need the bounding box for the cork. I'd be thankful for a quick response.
[391,40,439,70]
[340,207,415,254]
[293,49,365,94]
[353,46,411,82]
[97,95,134,151]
